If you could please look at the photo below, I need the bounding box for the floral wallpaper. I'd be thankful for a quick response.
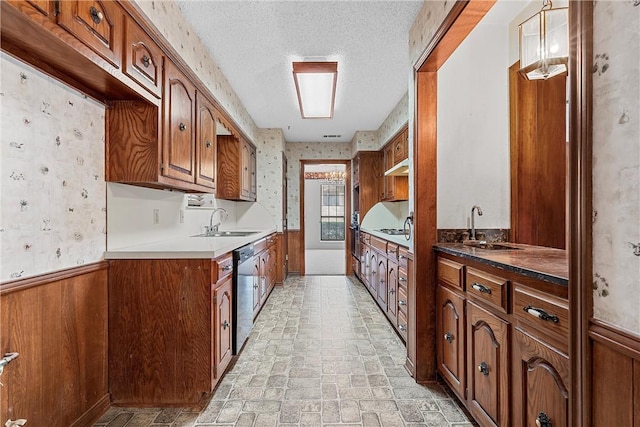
[592,1,640,334]
[255,128,286,231]
[0,54,106,282]
[376,93,409,148]
[351,131,378,153]
[285,142,352,229]
[134,0,258,142]
[409,1,456,67]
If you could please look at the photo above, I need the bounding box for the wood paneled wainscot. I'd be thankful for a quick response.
[108,253,235,407]
[435,249,569,427]
[0,263,109,427]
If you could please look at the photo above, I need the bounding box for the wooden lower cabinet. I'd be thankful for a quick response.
[467,301,510,427]
[387,258,399,326]
[376,253,388,309]
[512,327,569,427]
[213,276,233,382]
[436,284,466,401]
[108,256,234,407]
[436,254,569,427]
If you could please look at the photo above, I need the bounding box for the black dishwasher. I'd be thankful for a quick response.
[232,243,255,354]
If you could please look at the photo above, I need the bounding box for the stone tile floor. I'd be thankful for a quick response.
[94,275,475,427]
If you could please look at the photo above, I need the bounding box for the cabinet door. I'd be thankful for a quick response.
[240,141,251,198]
[214,277,233,382]
[361,245,370,287]
[58,0,123,67]
[260,251,269,306]
[376,256,388,310]
[252,257,261,317]
[124,17,163,98]
[249,146,257,200]
[467,301,510,427]
[387,259,398,326]
[7,0,55,20]
[513,328,569,427]
[162,60,196,183]
[195,93,216,189]
[436,284,466,400]
[393,129,408,164]
[369,251,378,299]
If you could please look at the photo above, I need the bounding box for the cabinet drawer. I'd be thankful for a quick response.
[513,284,569,345]
[371,236,387,253]
[397,309,408,341]
[398,266,408,290]
[437,257,464,290]
[124,17,163,98]
[397,283,407,315]
[466,268,508,313]
[253,238,267,254]
[213,253,233,283]
[398,247,410,268]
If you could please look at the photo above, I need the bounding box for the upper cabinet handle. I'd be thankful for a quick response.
[179,123,187,131]
[141,55,151,68]
[89,6,104,24]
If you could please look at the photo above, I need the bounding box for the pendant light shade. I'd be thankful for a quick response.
[519,0,568,80]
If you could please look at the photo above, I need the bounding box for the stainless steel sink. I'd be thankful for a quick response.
[463,241,522,250]
[191,231,259,237]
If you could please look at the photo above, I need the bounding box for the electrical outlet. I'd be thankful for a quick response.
[179,209,184,224]
[153,209,160,225]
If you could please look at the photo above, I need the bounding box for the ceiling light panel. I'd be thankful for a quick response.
[292,62,337,119]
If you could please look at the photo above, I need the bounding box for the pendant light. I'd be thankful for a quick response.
[519,0,568,80]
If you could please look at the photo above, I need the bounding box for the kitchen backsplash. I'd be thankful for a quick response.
[285,141,352,230]
[437,229,510,244]
[0,54,106,282]
[591,1,640,335]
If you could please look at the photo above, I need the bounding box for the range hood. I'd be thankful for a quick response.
[384,158,410,176]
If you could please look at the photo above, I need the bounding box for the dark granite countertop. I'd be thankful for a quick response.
[433,243,568,286]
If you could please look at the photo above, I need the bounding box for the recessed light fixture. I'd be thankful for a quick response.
[292,61,337,119]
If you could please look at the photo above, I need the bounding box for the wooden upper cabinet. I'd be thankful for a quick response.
[163,59,196,183]
[217,131,256,202]
[195,93,217,190]
[6,0,55,20]
[124,17,163,98]
[58,0,123,68]
[393,129,409,164]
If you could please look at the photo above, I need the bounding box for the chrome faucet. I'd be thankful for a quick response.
[207,207,228,234]
[470,205,483,240]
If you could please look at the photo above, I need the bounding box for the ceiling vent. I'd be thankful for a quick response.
[323,134,342,138]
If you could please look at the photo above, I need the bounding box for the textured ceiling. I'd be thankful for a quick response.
[176,1,423,143]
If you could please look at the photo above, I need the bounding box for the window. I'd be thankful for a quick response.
[320,183,345,241]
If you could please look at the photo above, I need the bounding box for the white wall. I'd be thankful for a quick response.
[304,179,346,250]
[436,16,511,229]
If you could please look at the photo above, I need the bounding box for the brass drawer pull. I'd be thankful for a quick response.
[399,277,407,282]
[399,255,407,259]
[444,332,453,343]
[478,361,489,376]
[398,324,407,332]
[222,265,232,271]
[398,300,406,306]
[535,412,551,427]
[524,306,559,323]
[472,283,492,294]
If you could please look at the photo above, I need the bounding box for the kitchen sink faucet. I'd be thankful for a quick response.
[470,205,483,240]
[207,207,228,234]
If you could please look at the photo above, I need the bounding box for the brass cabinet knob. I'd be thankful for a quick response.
[179,123,187,131]
[89,6,104,24]
[444,332,453,343]
[478,361,489,376]
[141,55,151,68]
[535,412,551,427]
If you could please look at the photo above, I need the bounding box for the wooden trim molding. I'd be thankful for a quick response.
[0,261,109,295]
[298,159,352,276]
[568,1,594,426]
[590,319,640,361]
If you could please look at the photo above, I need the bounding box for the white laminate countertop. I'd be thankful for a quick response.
[104,227,278,259]
[360,227,411,248]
